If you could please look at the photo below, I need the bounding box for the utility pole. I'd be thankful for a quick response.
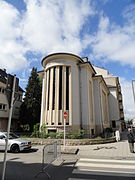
[2,75,16,180]
[131,80,135,106]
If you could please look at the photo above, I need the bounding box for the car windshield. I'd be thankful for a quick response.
[5,133,19,139]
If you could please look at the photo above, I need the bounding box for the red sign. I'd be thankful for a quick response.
[64,111,67,119]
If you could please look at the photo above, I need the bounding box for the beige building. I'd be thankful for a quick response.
[93,66,125,131]
[0,69,23,131]
[40,53,124,137]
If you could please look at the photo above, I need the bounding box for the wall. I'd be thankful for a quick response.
[93,78,103,135]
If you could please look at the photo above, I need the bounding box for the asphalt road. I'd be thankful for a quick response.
[0,145,135,180]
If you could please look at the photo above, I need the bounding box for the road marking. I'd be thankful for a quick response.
[73,169,135,177]
[68,178,95,180]
[75,158,135,177]
[76,162,135,169]
[79,158,135,164]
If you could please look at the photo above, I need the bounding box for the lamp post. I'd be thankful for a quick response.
[131,80,135,106]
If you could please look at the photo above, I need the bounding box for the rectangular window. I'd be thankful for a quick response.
[52,67,56,110]
[59,66,63,110]
[47,69,50,110]
[112,120,116,128]
[66,67,69,110]
[0,87,5,93]
[3,105,6,110]
[2,89,5,93]
[0,104,6,110]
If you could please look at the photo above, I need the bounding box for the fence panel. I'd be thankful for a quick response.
[35,140,61,179]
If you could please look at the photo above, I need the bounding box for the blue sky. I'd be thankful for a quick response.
[1,0,135,119]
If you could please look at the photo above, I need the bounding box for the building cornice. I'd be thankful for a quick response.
[42,52,83,67]
[79,62,96,75]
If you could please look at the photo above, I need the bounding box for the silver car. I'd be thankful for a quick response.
[0,132,31,153]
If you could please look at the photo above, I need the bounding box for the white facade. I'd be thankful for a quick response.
[40,53,124,137]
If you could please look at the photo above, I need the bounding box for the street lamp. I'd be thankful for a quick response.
[131,80,135,106]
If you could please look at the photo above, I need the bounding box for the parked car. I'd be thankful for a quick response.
[0,132,31,153]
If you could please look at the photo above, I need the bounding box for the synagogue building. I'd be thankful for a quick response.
[39,53,124,137]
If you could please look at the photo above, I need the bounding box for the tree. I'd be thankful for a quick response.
[19,67,42,131]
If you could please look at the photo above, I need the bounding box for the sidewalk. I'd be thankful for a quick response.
[64,130,135,160]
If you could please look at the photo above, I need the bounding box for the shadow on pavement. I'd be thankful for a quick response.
[0,159,135,180]
[0,148,38,154]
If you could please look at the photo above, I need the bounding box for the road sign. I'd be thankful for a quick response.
[64,111,67,119]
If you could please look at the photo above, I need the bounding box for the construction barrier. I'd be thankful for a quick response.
[35,140,61,179]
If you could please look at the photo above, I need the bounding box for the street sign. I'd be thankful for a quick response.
[64,111,67,119]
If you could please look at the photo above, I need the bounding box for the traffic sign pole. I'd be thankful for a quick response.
[63,111,67,150]
[64,118,66,150]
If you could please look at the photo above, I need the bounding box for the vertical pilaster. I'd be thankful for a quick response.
[40,72,46,128]
[69,67,72,125]
[45,70,49,124]
[49,68,54,125]
[56,66,59,125]
[63,66,66,111]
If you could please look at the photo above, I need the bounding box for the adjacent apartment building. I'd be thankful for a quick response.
[39,53,124,137]
[0,69,24,131]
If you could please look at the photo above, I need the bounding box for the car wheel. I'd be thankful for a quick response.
[10,144,20,153]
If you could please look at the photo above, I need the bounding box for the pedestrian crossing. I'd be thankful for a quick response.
[73,158,135,177]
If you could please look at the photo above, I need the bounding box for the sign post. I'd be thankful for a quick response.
[63,111,67,150]
[2,75,16,180]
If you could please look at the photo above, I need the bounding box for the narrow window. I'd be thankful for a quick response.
[52,67,56,110]
[47,69,50,110]
[2,88,5,93]
[66,67,69,110]
[59,66,62,110]
[3,105,6,110]
[0,104,2,109]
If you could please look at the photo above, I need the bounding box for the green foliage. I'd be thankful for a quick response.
[56,132,64,139]
[19,67,42,131]
[70,129,85,139]
[23,124,30,132]
[31,123,40,137]
[93,136,102,140]
[40,124,47,138]
[48,132,57,139]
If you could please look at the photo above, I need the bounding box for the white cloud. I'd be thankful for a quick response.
[0,0,95,73]
[0,1,28,72]
[90,13,135,67]
[21,0,94,54]
[120,77,135,119]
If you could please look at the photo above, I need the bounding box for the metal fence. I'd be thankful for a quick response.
[35,140,61,179]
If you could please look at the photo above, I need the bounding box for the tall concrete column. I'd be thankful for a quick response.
[45,70,49,124]
[56,66,60,125]
[49,68,54,125]
[40,72,46,127]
